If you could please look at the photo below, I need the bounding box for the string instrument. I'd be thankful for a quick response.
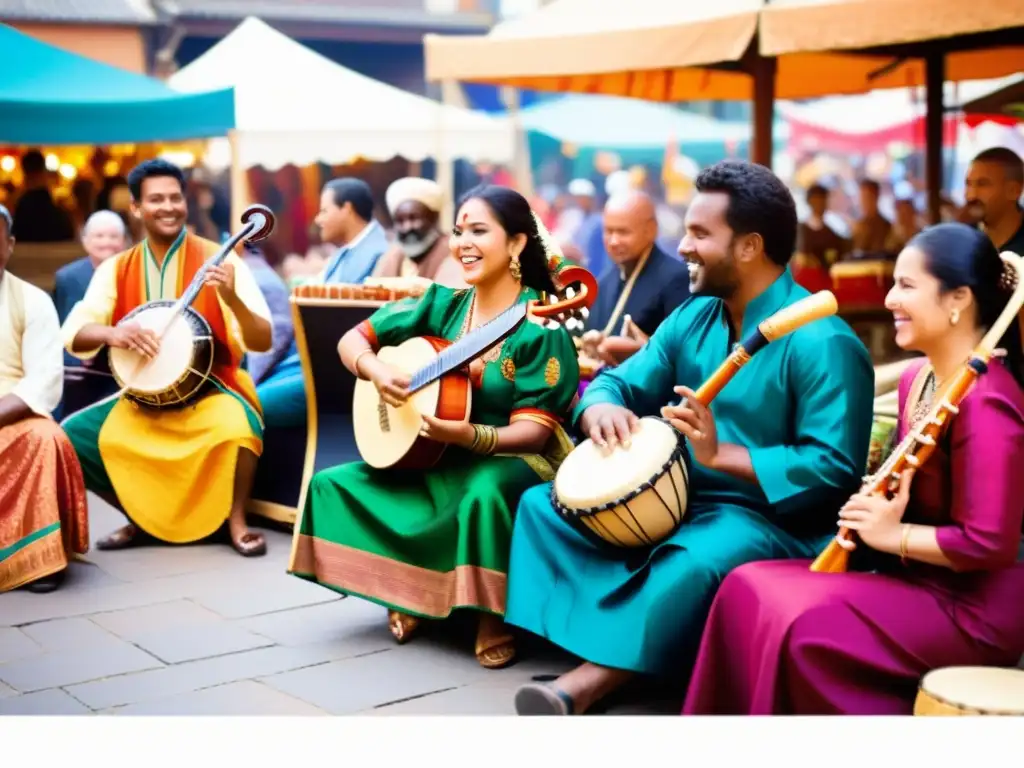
[554,290,840,548]
[290,281,427,303]
[108,205,275,409]
[810,250,1024,573]
[353,264,600,470]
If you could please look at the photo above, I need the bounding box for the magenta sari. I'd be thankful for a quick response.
[682,358,1024,715]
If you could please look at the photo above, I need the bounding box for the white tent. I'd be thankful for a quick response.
[168,16,515,171]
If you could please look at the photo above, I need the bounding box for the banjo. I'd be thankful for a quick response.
[108,204,275,409]
[353,264,599,470]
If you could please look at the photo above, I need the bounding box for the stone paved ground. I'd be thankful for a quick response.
[0,495,679,716]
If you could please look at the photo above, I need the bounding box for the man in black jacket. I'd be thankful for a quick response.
[580,190,690,367]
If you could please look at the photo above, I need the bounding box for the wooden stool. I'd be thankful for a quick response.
[915,666,1024,715]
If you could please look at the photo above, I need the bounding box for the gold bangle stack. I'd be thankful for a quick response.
[900,523,912,563]
[469,424,499,455]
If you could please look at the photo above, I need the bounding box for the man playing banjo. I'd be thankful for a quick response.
[60,159,275,557]
[505,161,876,715]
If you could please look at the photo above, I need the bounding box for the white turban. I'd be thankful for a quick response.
[386,177,443,216]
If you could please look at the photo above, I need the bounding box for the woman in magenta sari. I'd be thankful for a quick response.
[682,223,1024,716]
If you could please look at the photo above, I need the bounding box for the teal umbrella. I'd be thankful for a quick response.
[0,23,234,145]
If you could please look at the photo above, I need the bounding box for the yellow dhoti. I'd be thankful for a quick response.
[62,388,262,543]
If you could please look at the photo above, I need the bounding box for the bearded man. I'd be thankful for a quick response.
[372,177,466,288]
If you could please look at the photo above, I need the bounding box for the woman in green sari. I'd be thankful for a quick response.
[289,185,581,668]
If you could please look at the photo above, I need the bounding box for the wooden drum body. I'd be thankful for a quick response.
[915,666,1024,716]
[553,416,691,548]
[830,259,894,310]
[108,301,214,409]
[352,336,472,470]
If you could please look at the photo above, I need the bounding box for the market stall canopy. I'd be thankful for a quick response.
[759,0,1024,86]
[960,75,1024,126]
[518,94,758,148]
[0,23,235,145]
[425,0,763,101]
[425,0,1024,100]
[779,76,1021,153]
[169,16,514,170]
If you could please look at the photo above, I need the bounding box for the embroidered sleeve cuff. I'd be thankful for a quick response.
[510,408,561,430]
[356,320,378,350]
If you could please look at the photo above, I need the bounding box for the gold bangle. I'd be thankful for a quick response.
[900,523,912,563]
[469,424,499,455]
[352,348,375,380]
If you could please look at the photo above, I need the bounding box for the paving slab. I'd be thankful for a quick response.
[0,689,93,715]
[19,617,124,651]
[89,599,224,637]
[0,577,184,627]
[261,640,495,714]
[66,642,360,710]
[0,639,164,693]
[108,680,326,716]
[0,627,42,665]
[236,597,391,650]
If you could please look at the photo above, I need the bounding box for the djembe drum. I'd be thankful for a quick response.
[914,666,1024,716]
[553,416,691,548]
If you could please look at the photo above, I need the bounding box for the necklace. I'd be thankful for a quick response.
[455,293,506,363]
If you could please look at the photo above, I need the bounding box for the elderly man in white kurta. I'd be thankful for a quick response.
[0,203,88,594]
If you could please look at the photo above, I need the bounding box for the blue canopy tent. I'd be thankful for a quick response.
[0,23,234,145]
[518,94,787,175]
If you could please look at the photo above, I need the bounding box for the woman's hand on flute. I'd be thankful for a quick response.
[836,469,915,553]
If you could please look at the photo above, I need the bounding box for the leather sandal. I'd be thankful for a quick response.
[230,530,267,557]
[475,633,517,669]
[96,524,145,551]
[388,610,421,644]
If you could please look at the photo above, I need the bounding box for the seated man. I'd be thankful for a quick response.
[579,190,690,370]
[372,176,466,288]
[505,161,876,715]
[256,177,389,429]
[0,203,88,594]
[60,160,274,557]
[52,209,128,420]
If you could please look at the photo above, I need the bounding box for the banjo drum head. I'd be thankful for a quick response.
[555,416,686,510]
[109,305,198,394]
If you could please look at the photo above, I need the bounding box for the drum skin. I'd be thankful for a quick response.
[553,416,691,548]
[108,300,215,409]
[914,666,1024,716]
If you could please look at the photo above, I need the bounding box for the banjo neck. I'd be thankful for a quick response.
[407,302,526,394]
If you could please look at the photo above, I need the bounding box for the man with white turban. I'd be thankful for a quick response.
[373,177,465,288]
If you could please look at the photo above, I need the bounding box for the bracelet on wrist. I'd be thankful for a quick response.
[353,349,375,380]
[468,424,499,455]
[900,523,912,564]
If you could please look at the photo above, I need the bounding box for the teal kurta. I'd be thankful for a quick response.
[504,270,875,676]
[289,283,580,619]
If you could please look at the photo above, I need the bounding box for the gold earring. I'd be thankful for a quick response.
[509,256,522,281]
[950,308,960,326]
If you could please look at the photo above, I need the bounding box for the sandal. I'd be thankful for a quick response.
[230,530,267,557]
[388,610,421,644]
[514,681,575,715]
[96,524,146,551]
[475,633,517,670]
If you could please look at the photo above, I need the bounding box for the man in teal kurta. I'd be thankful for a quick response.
[507,161,875,716]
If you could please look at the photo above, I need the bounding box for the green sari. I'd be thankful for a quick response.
[288,283,580,618]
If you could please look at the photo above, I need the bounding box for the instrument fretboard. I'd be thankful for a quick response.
[409,302,527,393]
